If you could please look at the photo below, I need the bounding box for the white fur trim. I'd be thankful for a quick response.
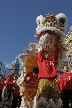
[36,26,65,38]
[34,96,49,108]
[38,33,55,50]
[38,45,43,52]
[18,53,28,64]
[49,98,62,108]
[17,76,24,86]
[55,13,68,31]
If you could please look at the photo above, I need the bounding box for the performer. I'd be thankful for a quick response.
[6,72,14,101]
[56,70,64,99]
[24,67,39,102]
[59,64,72,108]
[11,76,22,108]
[34,12,67,108]
[36,44,60,103]
[1,86,12,108]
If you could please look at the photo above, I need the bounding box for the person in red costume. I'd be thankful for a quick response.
[37,44,60,79]
[0,76,5,102]
[24,67,39,102]
[11,76,22,108]
[24,67,39,89]
[56,70,64,100]
[6,72,14,100]
[36,43,60,103]
[59,64,72,108]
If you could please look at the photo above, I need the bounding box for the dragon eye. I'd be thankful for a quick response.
[59,18,65,24]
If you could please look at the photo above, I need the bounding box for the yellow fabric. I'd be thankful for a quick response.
[24,87,37,102]
[36,78,59,103]
[25,53,38,73]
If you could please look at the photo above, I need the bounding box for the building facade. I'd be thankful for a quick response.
[0,60,11,78]
[0,60,5,76]
[64,26,72,71]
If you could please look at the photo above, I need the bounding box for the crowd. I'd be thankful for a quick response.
[0,64,72,108]
[0,72,22,108]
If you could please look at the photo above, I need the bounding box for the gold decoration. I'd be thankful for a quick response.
[42,19,45,25]
[24,88,37,102]
[36,79,59,103]
[25,53,38,73]
[45,13,57,23]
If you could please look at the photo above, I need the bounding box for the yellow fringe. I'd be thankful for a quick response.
[24,88,37,102]
[36,78,59,103]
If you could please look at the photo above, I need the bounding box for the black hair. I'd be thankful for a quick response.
[33,67,39,74]
[43,51,48,60]
[64,64,68,67]
[14,75,18,79]
[44,51,48,53]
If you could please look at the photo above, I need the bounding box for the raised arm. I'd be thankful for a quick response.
[37,45,43,65]
[52,45,60,64]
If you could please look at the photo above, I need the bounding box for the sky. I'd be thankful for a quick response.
[0,0,72,69]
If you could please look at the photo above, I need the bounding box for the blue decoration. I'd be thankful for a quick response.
[12,57,20,65]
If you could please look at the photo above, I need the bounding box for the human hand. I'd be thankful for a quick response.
[26,77,30,81]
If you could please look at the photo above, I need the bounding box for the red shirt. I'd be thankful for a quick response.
[24,72,38,89]
[0,79,5,90]
[37,45,59,79]
[13,81,20,96]
[60,72,72,91]
[56,78,60,85]
[6,77,13,90]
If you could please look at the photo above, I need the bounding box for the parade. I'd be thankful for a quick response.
[0,1,72,108]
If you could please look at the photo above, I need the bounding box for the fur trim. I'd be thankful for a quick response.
[38,33,55,50]
[36,26,65,38]
[33,96,49,108]
[49,98,62,108]
[38,45,42,52]
[55,13,68,30]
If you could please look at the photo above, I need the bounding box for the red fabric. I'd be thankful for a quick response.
[55,77,61,91]
[37,45,59,79]
[52,45,60,64]
[6,77,13,90]
[0,79,5,90]
[56,78,60,85]
[13,81,20,96]
[57,70,64,74]
[24,72,39,89]
[59,72,72,91]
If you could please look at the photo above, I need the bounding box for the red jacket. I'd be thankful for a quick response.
[56,78,60,85]
[6,77,13,90]
[37,46,59,79]
[57,70,64,74]
[59,72,72,91]
[0,79,5,90]
[24,72,39,89]
[13,81,20,96]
